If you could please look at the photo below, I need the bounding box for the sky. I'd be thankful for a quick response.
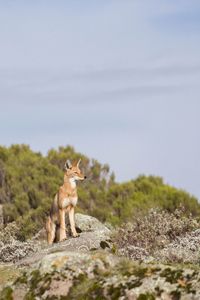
[0,0,200,198]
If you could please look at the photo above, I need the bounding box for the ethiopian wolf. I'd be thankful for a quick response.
[46,159,86,244]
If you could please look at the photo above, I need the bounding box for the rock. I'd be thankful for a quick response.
[60,230,111,251]
[55,214,112,254]
[2,251,200,299]
[67,213,111,234]
[37,250,118,274]
[50,213,111,252]
[14,228,112,268]
[2,213,200,299]
[0,214,112,264]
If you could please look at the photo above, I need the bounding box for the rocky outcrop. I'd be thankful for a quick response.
[1,213,200,299]
[0,213,111,264]
[1,250,200,300]
[73,213,111,233]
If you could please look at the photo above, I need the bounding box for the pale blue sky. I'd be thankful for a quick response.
[0,1,200,198]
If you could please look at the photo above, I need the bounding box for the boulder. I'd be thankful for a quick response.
[2,214,200,299]
[2,250,200,300]
[0,214,112,264]
[0,214,112,266]
[72,213,110,234]
[38,250,118,274]
[50,229,111,252]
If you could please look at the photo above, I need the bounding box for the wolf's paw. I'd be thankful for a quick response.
[59,237,67,242]
[72,232,79,238]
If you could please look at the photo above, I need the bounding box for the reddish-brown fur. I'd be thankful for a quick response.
[46,159,86,244]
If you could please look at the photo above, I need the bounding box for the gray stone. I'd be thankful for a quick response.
[67,213,110,233]
[6,252,200,300]
[37,250,118,274]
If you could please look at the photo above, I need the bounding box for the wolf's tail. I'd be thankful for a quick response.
[45,215,52,233]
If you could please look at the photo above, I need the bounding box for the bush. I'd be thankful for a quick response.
[114,207,200,260]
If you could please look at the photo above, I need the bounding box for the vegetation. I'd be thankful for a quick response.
[0,144,199,240]
[114,208,200,263]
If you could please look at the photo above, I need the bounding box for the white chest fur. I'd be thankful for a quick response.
[62,197,78,208]
[69,178,76,189]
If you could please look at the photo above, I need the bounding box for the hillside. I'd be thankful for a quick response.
[1,146,200,299]
[1,212,200,299]
[0,144,199,240]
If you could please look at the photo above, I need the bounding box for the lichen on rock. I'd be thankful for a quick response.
[1,212,200,299]
[2,251,200,300]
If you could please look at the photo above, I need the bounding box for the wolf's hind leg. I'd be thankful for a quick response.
[46,217,56,245]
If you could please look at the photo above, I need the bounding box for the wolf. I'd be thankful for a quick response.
[46,159,86,244]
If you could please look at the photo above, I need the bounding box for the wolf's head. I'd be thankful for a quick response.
[64,159,86,181]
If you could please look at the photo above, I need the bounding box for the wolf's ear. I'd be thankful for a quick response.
[77,158,81,167]
[64,159,72,170]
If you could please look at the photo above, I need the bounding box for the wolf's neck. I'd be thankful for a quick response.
[64,174,77,190]
[69,178,76,189]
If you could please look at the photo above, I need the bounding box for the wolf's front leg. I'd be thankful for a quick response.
[58,209,67,241]
[69,206,79,237]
